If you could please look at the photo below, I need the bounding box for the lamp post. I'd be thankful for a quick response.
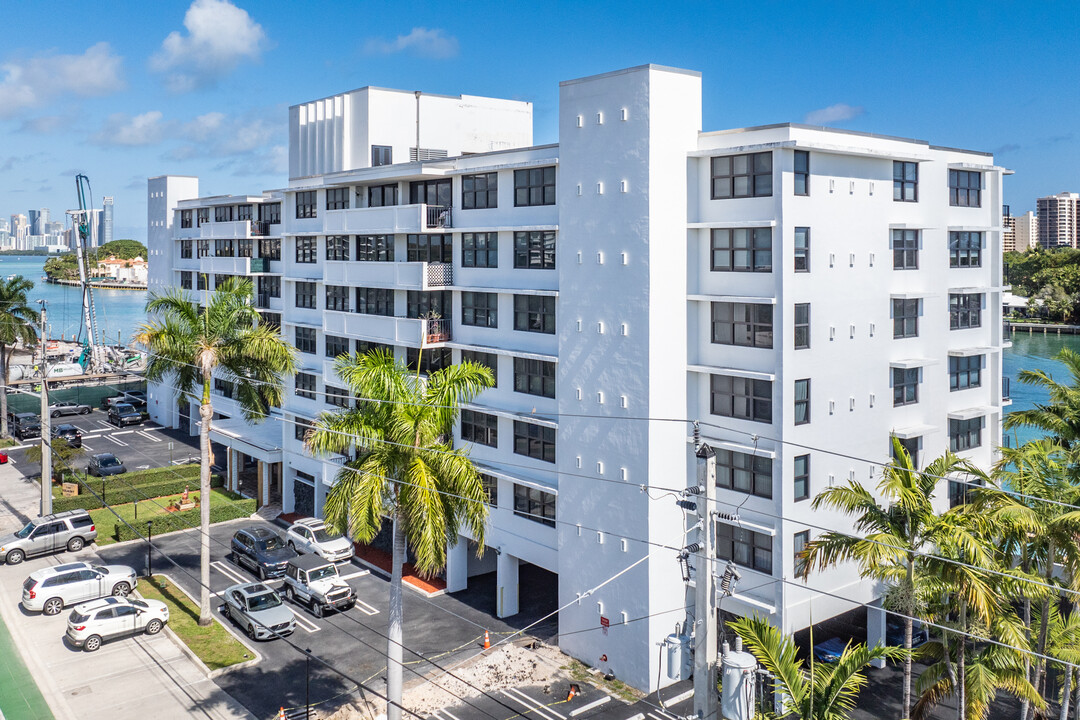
[146,521,153,578]
[305,647,312,719]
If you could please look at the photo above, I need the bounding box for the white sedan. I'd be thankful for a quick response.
[66,596,169,652]
[285,518,354,562]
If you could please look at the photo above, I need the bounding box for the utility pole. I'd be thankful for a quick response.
[38,302,52,517]
[694,443,718,720]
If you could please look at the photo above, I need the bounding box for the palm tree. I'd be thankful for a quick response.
[1004,348,1080,448]
[801,438,983,720]
[730,614,905,720]
[136,277,297,626]
[0,275,38,438]
[306,349,493,720]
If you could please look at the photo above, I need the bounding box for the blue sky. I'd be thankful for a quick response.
[1,0,1077,241]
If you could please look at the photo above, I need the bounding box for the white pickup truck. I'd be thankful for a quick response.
[281,554,356,618]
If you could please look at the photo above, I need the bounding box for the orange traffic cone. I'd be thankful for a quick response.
[278,708,286,720]
[483,630,490,650]
[567,684,580,701]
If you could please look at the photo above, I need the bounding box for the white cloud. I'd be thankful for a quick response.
[92,111,168,146]
[168,113,278,160]
[803,103,865,125]
[151,0,266,92]
[0,42,124,118]
[363,27,459,59]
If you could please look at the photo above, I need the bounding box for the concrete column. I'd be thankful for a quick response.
[255,461,264,510]
[261,461,271,507]
[496,551,519,618]
[445,536,468,593]
[867,599,887,668]
[314,478,325,519]
[229,449,240,493]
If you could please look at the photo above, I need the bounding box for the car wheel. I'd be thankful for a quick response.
[80,408,90,415]
[5,549,24,565]
[83,635,102,652]
[145,619,163,635]
[112,582,131,596]
[42,598,63,616]
[313,603,323,619]
[67,537,84,552]
[246,624,256,640]
[288,541,296,553]
[285,586,295,602]
[258,565,267,581]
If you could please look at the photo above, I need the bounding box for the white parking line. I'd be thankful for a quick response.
[137,431,162,443]
[338,569,370,581]
[353,599,379,616]
[570,697,611,717]
[210,560,248,585]
[114,430,135,436]
[663,689,693,705]
[81,443,94,452]
[6,457,14,465]
[82,434,100,439]
[648,712,677,720]
[291,612,320,633]
[5,444,30,451]
[105,436,128,447]
[96,422,113,432]
[502,688,566,720]
[439,710,463,720]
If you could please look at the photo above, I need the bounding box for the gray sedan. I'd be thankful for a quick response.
[48,401,92,418]
[222,582,295,641]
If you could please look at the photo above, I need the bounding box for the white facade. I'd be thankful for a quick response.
[1037,191,1079,248]
[1015,210,1039,251]
[147,65,1006,694]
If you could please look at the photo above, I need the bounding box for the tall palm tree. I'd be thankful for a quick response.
[0,275,38,438]
[802,438,983,720]
[137,277,297,626]
[730,614,905,720]
[1004,348,1080,448]
[306,349,493,720]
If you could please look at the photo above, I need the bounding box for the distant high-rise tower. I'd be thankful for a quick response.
[10,214,28,250]
[1015,211,1039,252]
[34,208,50,236]
[27,210,40,236]
[1037,192,1080,249]
[1002,206,1016,253]
[101,196,114,245]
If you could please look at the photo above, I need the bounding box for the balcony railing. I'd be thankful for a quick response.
[250,220,270,236]
[1004,321,1012,339]
[424,318,451,343]
[425,262,453,287]
[256,292,271,309]
[425,205,452,229]
[250,257,270,273]
[1003,377,1011,400]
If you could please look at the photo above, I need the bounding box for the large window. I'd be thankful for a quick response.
[296,236,317,263]
[372,146,392,167]
[710,302,773,348]
[949,293,982,329]
[794,227,810,272]
[258,202,281,225]
[357,235,394,262]
[326,236,349,261]
[513,295,556,334]
[215,238,234,257]
[197,273,207,290]
[514,167,556,206]
[295,191,317,219]
[514,358,555,398]
[711,152,772,199]
[367,184,398,207]
[406,347,452,375]
[950,416,983,452]
[794,454,810,502]
[892,229,919,270]
[180,210,192,229]
[893,161,918,202]
[710,375,772,424]
[356,288,394,316]
[513,421,555,463]
[197,239,210,258]
[514,485,555,527]
[462,350,498,386]
[180,272,192,289]
[180,239,192,258]
[325,385,351,408]
[326,188,349,210]
[295,327,316,354]
[716,449,772,499]
[949,355,982,391]
[294,420,313,443]
[893,298,919,338]
[214,205,234,223]
[794,150,809,196]
[794,379,811,425]
[949,231,982,268]
[481,474,498,506]
[794,530,810,577]
[710,228,772,272]
[462,172,498,209]
[406,290,451,319]
[514,231,556,269]
[356,340,392,357]
[237,238,252,257]
[949,170,982,207]
[259,238,281,261]
[295,372,316,399]
[325,335,349,358]
[197,208,209,227]
[258,275,280,299]
[410,179,451,207]
[462,232,497,268]
[794,303,810,349]
[237,204,252,221]
[326,285,350,312]
[460,410,498,448]
[893,367,919,406]
[295,281,316,309]
[461,292,498,328]
[407,234,452,263]
[717,523,772,574]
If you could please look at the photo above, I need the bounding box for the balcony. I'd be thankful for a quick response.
[322,313,452,346]
[323,261,452,290]
[250,221,271,237]
[1003,377,1011,406]
[426,205,452,229]
[256,292,271,309]
[426,262,452,286]
[324,204,452,235]
[249,257,270,273]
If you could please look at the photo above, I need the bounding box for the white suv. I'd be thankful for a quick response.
[22,562,138,615]
[285,519,353,562]
[66,596,169,652]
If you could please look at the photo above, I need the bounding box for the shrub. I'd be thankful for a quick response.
[111,494,255,542]
[53,466,224,513]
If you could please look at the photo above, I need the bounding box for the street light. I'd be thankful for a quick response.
[305,647,312,719]
[146,521,153,579]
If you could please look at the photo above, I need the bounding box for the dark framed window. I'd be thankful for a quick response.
[180,239,192,258]
[711,152,772,199]
[949,293,982,330]
[710,302,773,348]
[794,379,811,425]
[295,372,316,399]
[356,340,392,357]
[295,327,316,354]
[893,298,919,338]
[710,228,772,272]
[514,485,555,527]
[949,354,982,391]
[794,150,809,196]
[406,290,450,319]
[949,231,982,268]
[460,410,498,448]
[513,358,555,398]
[357,235,394,262]
[325,385,351,408]
[326,236,349,261]
[794,530,810,577]
[197,239,210,258]
[513,421,555,464]
[295,281,316,309]
[462,292,498,328]
[462,232,498,268]
[716,523,772,574]
[949,170,982,207]
[296,236,317,263]
[258,275,280,298]
[367,184,398,207]
[259,238,281,261]
[893,367,919,406]
[326,188,349,210]
[197,273,207,290]
[326,285,350,312]
[259,312,281,331]
[258,202,281,224]
[794,227,810,272]
[710,375,772,424]
[295,191,317,219]
[950,417,983,452]
[214,274,230,289]
[196,208,209,226]
[462,350,498,386]
[894,436,920,468]
[794,454,810,502]
[794,303,810,349]
[180,210,192,229]
[356,288,394,316]
[514,167,556,206]
[325,335,350,358]
[514,231,556,269]
[214,378,234,399]
[237,238,253,257]
[513,295,556,334]
[294,420,313,443]
[716,449,772,499]
[214,205,234,223]
[215,238,234,257]
[480,474,498,506]
[237,204,253,221]
[892,229,919,270]
[462,172,498,209]
[893,161,918,202]
[406,347,453,375]
[409,179,451,207]
[372,145,392,167]
[407,234,452,263]
[180,272,192,289]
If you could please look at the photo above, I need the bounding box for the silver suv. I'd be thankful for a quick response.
[222,582,295,641]
[0,510,97,565]
[21,561,138,615]
[282,554,356,618]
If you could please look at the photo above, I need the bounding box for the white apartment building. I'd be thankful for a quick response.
[1037,191,1079,248]
[146,65,1007,693]
[1014,210,1039,252]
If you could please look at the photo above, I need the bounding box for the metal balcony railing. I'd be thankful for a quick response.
[425,262,453,287]
[250,220,270,236]
[425,205,452,229]
[1003,377,1011,400]
[256,292,271,309]
[423,318,451,343]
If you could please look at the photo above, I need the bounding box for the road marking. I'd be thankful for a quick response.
[353,599,379,616]
[114,430,135,436]
[570,697,611,717]
[136,465,149,470]
[137,431,162,442]
[80,444,93,453]
[291,612,320,633]
[663,689,693,705]
[439,710,463,720]
[82,434,101,439]
[648,712,677,720]
[96,422,113,432]
[105,436,128,446]
[6,457,14,465]
[504,688,566,720]
[5,444,30,451]
[339,569,370,581]
[623,714,644,720]
[210,560,248,585]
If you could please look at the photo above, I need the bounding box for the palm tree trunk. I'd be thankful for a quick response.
[903,557,915,720]
[1031,542,1057,720]
[1022,553,1033,720]
[0,343,9,438]
[959,603,968,720]
[1060,667,1072,720]
[197,375,213,627]
[1073,667,1079,720]
[386,511,406,720]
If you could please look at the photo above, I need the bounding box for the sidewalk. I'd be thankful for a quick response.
[0,463,256,720]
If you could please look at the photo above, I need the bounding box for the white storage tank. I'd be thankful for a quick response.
[720,650,756,720]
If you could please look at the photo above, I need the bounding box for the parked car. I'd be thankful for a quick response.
[107,403,142,427]
[812,636,850,663]
[48,401,92,418]
[87,453,126,477]
[231,526,297,580]
[10,412,40,440]
[885,617,930,648]
[0,509,97,564]
[221,582,295,641]
[285,518,354,562]
[282,554,356,618]
[101,391,147,411]
[21,561,137,615]
[52,424,83,448]
[66,596,169,652]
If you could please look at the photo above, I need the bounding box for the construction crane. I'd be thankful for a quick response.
[68,174,105,373]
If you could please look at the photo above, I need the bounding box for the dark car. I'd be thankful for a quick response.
[11,413,41,440]
[813,636,850,663]
[87,453,126,477]
[231,527,298,581]
[107,403,142,427]
[886,618,929,648]
[52,424,83,448]
[101,392,147,411]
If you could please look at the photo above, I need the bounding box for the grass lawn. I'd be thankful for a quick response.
[89,488,250,545]
[138,575,253,671]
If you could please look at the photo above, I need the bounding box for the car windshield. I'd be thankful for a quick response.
[99,457,120,467]
[259,536,283,551]
[312,527,341,543]
[129,599,147,609]
[68,610,90,623]
[14,521,34,539]
[247,592,281,611]
[309,566,338,582]
[91,566,107,574]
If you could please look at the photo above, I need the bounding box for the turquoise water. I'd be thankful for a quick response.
[1002,330,1080,447]
[0,255,146,344]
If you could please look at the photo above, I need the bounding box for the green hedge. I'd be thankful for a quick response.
[53,466,223,513]
[111,495,256,542]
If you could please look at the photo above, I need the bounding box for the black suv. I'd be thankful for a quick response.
[53,424,83,448]
[11,413,41,440]
[107,403,142,427]
[230,527,297,581]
